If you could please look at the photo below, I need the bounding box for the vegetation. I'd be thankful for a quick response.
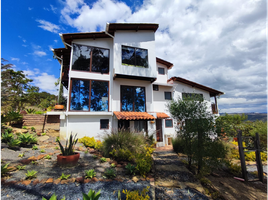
[42,193,66,200]
[56,133,78,156]
[100,157,107,162]
[168,96,228,174]
[1,162,12,176]
[7,138,21,148]
[18,153,25,157]
[31,127,36,132]
[1,129,14,143]
[104,168,116,178]
[122,186,150,200]
[82,189,101,200]
[78,136,102,149]
[25,170,37,179]
[32,145,38,150]
[110,163,116,168]
[59,173,70,180]
[85,169,96,179]
[45,155,51,159]
[18,132,37,146]
[125,163,136,175]
[40,149,46,153]
[16,165,26,170]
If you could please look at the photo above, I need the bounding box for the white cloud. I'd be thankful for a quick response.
[23,69,57,94]
[58,0,266,113]
[33,51,47,57]
[21,62,28,65]
[60,0,131,32]
[23,40,26,43]
[28,7,33,10]
[11,57,20,62]
[22,44,28,47]
[36,19,61,33]
[54,40,58,43]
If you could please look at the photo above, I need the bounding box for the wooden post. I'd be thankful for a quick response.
[237,130,248,181]
[42,114,47,133]
[255,132,264,183]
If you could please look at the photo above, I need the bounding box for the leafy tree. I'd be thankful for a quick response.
[167,96,227,174]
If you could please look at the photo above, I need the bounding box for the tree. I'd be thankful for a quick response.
[167,96,227,174]
[0,69,36,111]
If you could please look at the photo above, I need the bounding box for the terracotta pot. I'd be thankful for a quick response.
[55,105,64,110]
[57,152,80,166]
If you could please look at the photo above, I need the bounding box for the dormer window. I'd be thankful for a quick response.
[158,67,165,74]
[72,43,109,74]
[122,46,148,68]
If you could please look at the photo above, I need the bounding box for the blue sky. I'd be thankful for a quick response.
[1,0,267,113]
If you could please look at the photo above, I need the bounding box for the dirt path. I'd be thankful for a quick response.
[153,149,209,200]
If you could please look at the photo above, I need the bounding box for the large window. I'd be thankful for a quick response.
[134,121,146,132]
[122,46,148,68]
[121,86,145,112]
[70,79,109,111]
[182,93,203,101]
[72,44,109,74]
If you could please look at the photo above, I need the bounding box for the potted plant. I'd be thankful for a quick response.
[54,78,66,110]
[56,133,80,166]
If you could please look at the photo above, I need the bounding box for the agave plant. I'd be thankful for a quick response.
[26,108,36,114]
[7,138,21,147]
[1,162,12,176]
[18,133,35,146]
[1,131,14,143]
[56,133,78,156]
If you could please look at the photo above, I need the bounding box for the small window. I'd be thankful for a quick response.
[153,85,159,91]
[165,119,173,128]
[158,67,165,74]
[164,92,172,100]
[100,119,109,129]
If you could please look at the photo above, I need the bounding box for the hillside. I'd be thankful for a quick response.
[220,113,267,122]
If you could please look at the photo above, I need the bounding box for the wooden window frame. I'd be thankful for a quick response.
[69,78,110,112]
[153,85,159,91]
[164,91,172,100]
[120,85,146,112]
[71,43,110,74]
[121,45,148,68]
[165,119,173,128]
[100,119,109,130]
[158,67,165,75]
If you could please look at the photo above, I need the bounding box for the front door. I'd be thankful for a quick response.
[156,119,163,142]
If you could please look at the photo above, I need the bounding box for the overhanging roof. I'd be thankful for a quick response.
[107,23,159,34]
[156,113,170,119]
[156,57,173,69]
[114,111,155,120]
[168,77,224,97]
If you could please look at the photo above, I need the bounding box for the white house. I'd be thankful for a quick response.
[48,23,224,147]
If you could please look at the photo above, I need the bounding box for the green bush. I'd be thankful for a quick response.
[122,186,150,200]
[135,144,154,177]
[78,136,96,148]
[18,132,37,146]
[172,137,184,154]
[3,111,23,124]
[7,138,21,147]
[1,130,14,143]
[101,129,147,158]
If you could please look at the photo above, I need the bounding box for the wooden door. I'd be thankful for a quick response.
[156,119,163,142]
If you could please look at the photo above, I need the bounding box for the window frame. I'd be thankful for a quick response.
[165,119,173,128]
[153,85,159,91]
[164,91,172,100]
[69,78,109,112]
[120,85,146,112]
[100,119,109,130]
[158,67,165,75]
[121,45,148,68]
[71,43,110,74]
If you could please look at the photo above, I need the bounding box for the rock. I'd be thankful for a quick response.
[61,180,69,184]
[20,159,31,165]
[84,179,91,183]
[53,179,61,184]
[95,167,105,172]
[7,166,17,172]
[91,177,98,182]
[38,136,49,142]
[28,156,37,161]
[36,155,45,160]
[106,158,111,162]
[149,178,154,182]
[76,177,84,183]
[114,178,123,182]
[21,180,31,186]
[45,178,53,183]
[32,179,40,185]
[132,176,139,183]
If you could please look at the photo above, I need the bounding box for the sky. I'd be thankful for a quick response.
[1,0,267,113]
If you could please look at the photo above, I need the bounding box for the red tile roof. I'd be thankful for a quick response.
[114,112,155,120]
[156,113,170,119]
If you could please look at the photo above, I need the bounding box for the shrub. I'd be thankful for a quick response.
[1,162,12,176]
[18,132,37,146]
[101,129,147,158]
[104,168,116,178]
[82,189,101,200]
[109,148,134,161]
[25,170,37,179]
[26,108,36,114]
[135,144,154,177]
[78,136,96,148]
[85,169,96,179]
[228,163,241,176]
[7,138,21,147]
[172,137,184,154]
[125,163,136,175]
[1,131,14,143]
[122,186,150,200]
[95,140,103,149]
[59,173,70,180]
[3,111,23,125]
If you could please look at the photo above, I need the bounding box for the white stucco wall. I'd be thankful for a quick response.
[113,31,157,78]
[156,63,169,84]
[153,85,173,113]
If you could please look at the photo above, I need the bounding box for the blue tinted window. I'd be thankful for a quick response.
[122,46,148,68]
[165,119,173,127]
[70,79,90,111]
[90,81,109,111]
[121,86,145,112]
